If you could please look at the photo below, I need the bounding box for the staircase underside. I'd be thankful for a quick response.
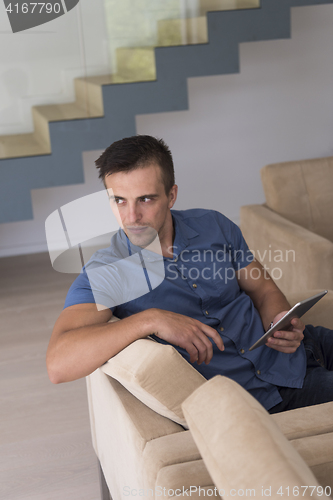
[1,0,332,223]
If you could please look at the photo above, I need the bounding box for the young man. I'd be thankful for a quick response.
[46,135,333,413]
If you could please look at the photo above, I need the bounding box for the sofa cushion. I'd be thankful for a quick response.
[261,156,333,242]
[156,460,217,497]
[101,338,206,427]
[291,432,333,489]
[271,400,333,440]
[142,430,201,489]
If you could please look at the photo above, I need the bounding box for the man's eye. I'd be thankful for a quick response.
[115,198,125,205]
[141,197,151,203]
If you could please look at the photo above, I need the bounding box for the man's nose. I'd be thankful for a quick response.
[126,203,142,224]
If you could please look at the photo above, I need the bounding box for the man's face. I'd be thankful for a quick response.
[105,163,177,248]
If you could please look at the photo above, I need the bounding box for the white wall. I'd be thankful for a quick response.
[0,3,332,257]
[137,3,333,222]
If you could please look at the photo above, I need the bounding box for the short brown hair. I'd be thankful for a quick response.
[95,135,175,194]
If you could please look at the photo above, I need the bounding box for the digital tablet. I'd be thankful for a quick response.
[248,290,328,351]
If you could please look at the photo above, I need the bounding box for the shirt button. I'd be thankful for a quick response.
[257,369,261,375]
[174,256,178,262]
[192,283,197,288]
[219,326,224,332]
[205,310,209,315]
[240,349,245,354]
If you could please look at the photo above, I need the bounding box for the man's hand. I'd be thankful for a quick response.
[265,311,305,353]
[150,309,224,365]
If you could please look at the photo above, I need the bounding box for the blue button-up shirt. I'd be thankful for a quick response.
[64,209,306,410]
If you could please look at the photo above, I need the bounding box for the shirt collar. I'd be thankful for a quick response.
[170,211,199,260]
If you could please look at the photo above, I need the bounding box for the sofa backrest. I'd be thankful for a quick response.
[261,157,333,242]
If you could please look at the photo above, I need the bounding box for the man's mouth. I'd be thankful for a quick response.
[126,226,148,234]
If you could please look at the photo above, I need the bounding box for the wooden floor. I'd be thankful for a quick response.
[0,252,101,500]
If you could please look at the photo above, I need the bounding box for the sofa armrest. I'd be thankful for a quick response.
[86,338,206,498]
[86,369,185,500]
[182,376,322,497]
[101,338,206,427]
[240,204,333,293]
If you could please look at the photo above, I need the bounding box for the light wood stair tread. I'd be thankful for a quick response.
[157,16,208,46]
[33,102,103,121]
[0,133,50,160]
[199,0,260,15]
[76,73,155,86]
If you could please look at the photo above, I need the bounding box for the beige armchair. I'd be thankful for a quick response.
[86,292,333,500]
[240,156,333,294]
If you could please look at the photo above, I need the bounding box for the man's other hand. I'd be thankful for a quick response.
[265,311,305,353]
[150,309,224,365]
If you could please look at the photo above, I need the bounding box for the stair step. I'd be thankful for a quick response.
[157,16,208,46]
[32,102,102,150]
[116,47,156,81]
[0,68,158,160]
[74,76,107,117]
[33,101,101,122]
[199,0,260,16]
[0,133,50,160]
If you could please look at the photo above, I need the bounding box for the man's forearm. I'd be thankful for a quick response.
[46,309,156,384]
[237,260,291,332]
[251,288,291,332]
[237,260,303,353]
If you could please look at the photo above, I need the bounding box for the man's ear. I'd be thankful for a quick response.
[168,184,178,209]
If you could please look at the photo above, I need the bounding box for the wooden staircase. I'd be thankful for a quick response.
[0,0,332,223]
